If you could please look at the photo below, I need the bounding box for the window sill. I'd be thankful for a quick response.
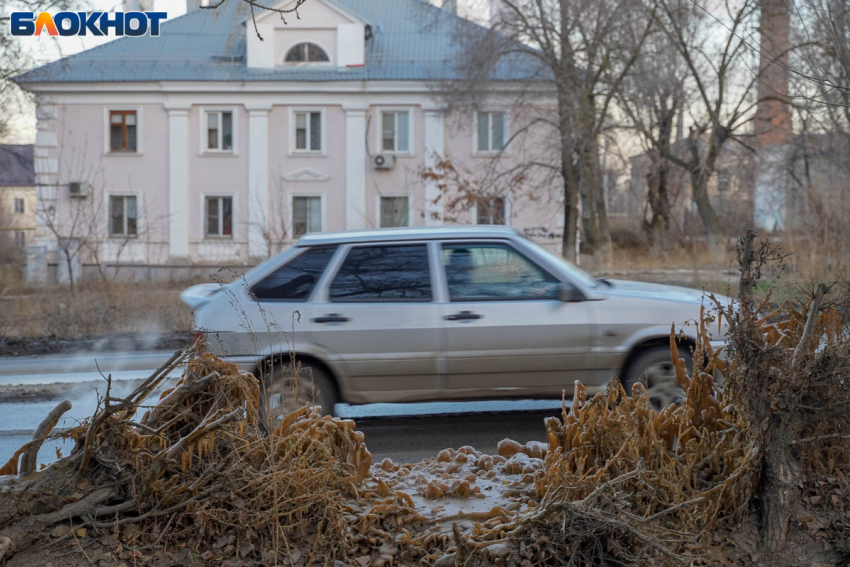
[200,150,238,157]
[104,151,144,157]
[202,236,235,240]
[381,151,415,158]
[289,151,327,158]
[107,235,139,239]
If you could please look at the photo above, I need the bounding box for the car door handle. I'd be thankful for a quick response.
[313,314,350,323]
[445,311,482,321]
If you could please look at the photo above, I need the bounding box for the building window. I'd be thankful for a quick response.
[476,196,506,225]
[293,196,322,238]
[14,231,26,248]
[284,43,329,63]
[14,198,24,214]
[476,111,507,153]
[381,111,410,153]
[380,196,409,227]
[294,111,322,152]
[205,196,233,237]
[717,169,731,193]
[109,195,137,237]
[109,110,137,152]
[207,111,233,151]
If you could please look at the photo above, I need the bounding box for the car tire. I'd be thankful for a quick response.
[258,360,337,433]
[623,346,693,410]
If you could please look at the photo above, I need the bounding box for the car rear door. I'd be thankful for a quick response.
[437,240,592,398]
[308,242,442,404]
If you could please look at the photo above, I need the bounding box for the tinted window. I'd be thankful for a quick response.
[330,245,432,302]
[251,246,336,301]
[442,243,559,300]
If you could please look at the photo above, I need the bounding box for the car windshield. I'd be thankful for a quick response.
[518,236,598,289]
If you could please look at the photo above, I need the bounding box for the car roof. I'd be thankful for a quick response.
[296,225,519,246]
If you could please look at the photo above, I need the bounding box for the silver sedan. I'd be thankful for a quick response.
[182,226,727,424]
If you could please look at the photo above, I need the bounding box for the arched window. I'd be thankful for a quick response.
[284,43,330,63]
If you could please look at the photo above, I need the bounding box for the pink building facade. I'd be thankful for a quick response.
[17,0,562,282]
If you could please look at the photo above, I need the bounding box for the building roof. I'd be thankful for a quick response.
[14,0,542,84]
[297,225,519,245]
[0,145,35,187]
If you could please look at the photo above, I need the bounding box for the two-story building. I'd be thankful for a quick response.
[15,0,562,283]
[0,145,36,257]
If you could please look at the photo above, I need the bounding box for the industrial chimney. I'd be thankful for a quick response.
[752,0,792,232]
[754,0,792,148]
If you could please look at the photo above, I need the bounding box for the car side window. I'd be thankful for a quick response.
[329,245,432,302]
[251,246,337,301]
[442,243,560,301]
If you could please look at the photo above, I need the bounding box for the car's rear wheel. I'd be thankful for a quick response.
[623,347,693,410]
[258,361,337,432]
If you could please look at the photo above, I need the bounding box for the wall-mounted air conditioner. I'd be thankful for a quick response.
[69,181,89,198]
[373,154,395,170]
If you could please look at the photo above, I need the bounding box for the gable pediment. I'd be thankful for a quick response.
[283,167,330,182]
[247,0,366,69]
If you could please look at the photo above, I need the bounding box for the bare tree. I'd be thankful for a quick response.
[249,180,291,258]
[0,1,83,143]
[632,0,762,250]
[617,10,692,248]
[419,153,530,225]
[439,0,654,263]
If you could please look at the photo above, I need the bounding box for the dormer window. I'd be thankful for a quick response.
[284,43,330,64]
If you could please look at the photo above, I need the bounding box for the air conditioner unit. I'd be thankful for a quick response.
[69,181,89,198]
[373,154,395,170]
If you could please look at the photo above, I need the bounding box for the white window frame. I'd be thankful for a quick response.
[289,192,326,239]
[199,107,239,155]
[289,108,326,155]
[281,40,333,66]
[375,193,412,228]
[471,195,511,226]
[377,108,414,155]
[14,231,26,248]
[201,192,237,239]
[13,197,25,214]
[106,192,141,238]
[103,106,144,156]
[473,109,510,156]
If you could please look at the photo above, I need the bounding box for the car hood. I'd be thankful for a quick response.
[599,279,731,307]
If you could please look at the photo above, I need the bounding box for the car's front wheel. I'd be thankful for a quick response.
[623,347,693,410]
[258,361,337,432]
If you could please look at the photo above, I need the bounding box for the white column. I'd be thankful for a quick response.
[167,105,190,260]
[247,105,271,258]
[344,106,367,230]
[424,107,445,225]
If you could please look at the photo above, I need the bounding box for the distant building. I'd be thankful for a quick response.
[0,145,36,255]
[15,0,561,283]
[625,140,755,236]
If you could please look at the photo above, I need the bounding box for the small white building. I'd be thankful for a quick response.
[16,0,562,281]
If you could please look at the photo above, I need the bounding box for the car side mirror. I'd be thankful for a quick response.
[558,283,585,302]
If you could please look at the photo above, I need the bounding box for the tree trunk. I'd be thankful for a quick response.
[63,250,76,295]
[644,154,673,250]
[691,169,723,251]
[760,415,801,558]
[560,159,581,262]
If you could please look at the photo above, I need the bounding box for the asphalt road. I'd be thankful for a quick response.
[0,351,565,467]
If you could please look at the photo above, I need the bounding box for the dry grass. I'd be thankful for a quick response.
[0,281,192,339]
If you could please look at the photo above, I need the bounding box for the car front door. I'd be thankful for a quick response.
[309,242,442,404]
[438,240,592,398]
